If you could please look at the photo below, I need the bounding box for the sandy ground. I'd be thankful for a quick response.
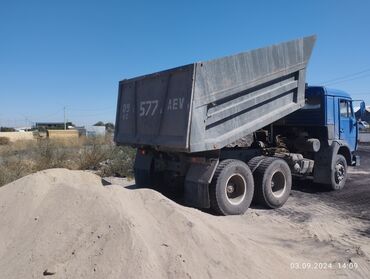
[0,148,369,278]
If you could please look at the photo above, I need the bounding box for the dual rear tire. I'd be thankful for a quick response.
[209,157,292,215]
[250,157,292,209]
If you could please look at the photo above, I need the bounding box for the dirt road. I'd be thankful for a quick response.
[289,145,370,221]
[261,145,370,276]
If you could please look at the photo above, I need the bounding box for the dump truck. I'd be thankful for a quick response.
[115,35,365,215]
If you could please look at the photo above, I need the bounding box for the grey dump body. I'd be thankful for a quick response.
[115,36,316,153]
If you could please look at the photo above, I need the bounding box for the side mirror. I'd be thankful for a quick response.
[360,101,366,119]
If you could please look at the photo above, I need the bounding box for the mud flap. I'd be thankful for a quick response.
[313,142,339,184]
[352,155,360,166]
[184,159,219,208]
[134,150,154,187]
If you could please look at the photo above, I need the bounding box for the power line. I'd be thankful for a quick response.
[68,106,115,112]
[319,68,370,85]
[64,106,66,130]
[349,92,370,95]
[317,68,370,86]
[323,72,370,86]
[67,111,114,118]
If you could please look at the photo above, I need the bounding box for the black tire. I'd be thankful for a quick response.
[326,154,348,191]
[248,156,267,172]
[254,157,292,209]
[210,159,254,215]
[247,156,267,204]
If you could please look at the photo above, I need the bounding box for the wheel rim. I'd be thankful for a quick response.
[335,162,345,184]
[270,171,286,198]
[225,174,247,205]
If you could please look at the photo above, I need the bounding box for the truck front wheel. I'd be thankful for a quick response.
[327,154,348,190]
[210,159,254,215]
[254,157,292,209]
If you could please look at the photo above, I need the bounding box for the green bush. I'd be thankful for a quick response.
[78,137,113,170]
[0,136,136,187]
[33,140,71,170]
[99,146,135,178]
[0,156,34,186]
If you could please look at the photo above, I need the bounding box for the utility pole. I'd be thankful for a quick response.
[64,106,66,130]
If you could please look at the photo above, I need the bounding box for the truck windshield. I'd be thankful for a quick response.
[302,96,321,110]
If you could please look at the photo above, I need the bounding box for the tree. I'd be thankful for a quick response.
[105,122,114,131]
[0,127,16,132]
[93,121,105,126]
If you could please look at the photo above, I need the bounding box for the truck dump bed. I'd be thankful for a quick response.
[115,36,316,153]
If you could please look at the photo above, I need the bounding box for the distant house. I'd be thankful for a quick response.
[35,122,74,131]
[14,127,32,132]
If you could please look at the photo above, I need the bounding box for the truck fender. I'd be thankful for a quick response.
[313,141,350,184]
[336,142,353,166]
[184,159,219,208]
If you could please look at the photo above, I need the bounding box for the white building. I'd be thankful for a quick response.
[86,125,106,137]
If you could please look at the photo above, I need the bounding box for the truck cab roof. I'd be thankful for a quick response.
[307,86,352,99]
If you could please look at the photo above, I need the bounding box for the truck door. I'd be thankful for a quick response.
[339,99,357,151]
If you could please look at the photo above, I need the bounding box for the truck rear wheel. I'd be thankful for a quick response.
[327,154,347,191]
[210,159,254,215]
[254,157,292,209]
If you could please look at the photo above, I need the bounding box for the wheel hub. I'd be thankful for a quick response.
[225,174,247,206]
[335,163,345,183]
[270,171,286,198]
[226,184,235,194]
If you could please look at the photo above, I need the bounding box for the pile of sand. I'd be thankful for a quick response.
[0,169,366,278]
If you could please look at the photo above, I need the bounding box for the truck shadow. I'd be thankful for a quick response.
[291,180,329,194]
[104,179,274,214]
[101,178,187,205]
[101,178,338,215]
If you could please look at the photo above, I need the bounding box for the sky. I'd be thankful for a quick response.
[1,0,370,127]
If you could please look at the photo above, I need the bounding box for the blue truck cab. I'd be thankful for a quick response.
[278,85,362,190]
[306,86,358,152]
